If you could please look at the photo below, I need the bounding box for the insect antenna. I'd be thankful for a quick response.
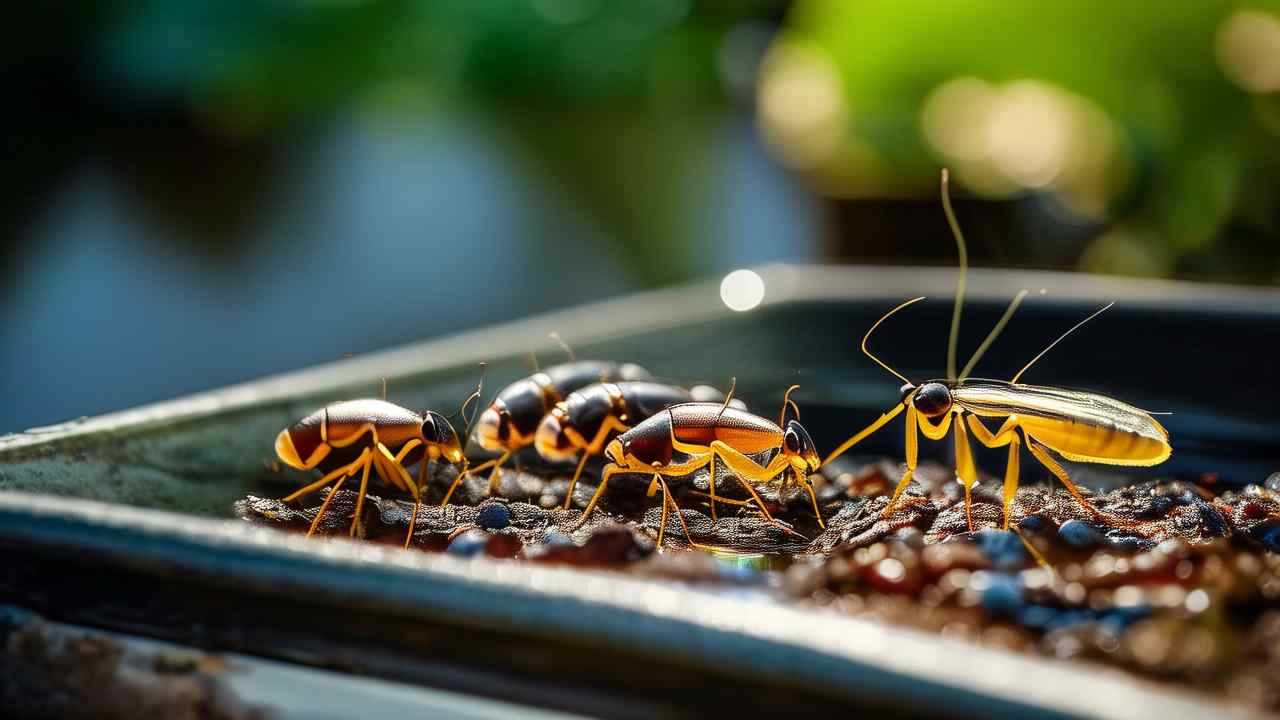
[458,363,488,456]
[861,297,925,385]
[779,384,801,426]
[941,168,968,382]
[548,332,576,361]
[528,351,540,373]
[959,289,1029,380]
[1011,303,1114,384]
[715,377,738,424]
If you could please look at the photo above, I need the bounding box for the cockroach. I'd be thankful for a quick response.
[575,387,823,549]
[450,360,651,504]
[825,169,1172,530]
[275,385,481,546]
[534,380,745,509]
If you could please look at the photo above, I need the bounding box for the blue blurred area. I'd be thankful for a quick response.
[0,111,814,431]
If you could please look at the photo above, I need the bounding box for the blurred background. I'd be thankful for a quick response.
[2,0,1278,432]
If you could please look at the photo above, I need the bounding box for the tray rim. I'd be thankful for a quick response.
[2,264,1278,718]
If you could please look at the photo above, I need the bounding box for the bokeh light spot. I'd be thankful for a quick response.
[720,269,765,312]
[757,43,847,170]
[1216,9,1280,94]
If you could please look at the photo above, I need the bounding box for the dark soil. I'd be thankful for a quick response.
[237,458,1280,712]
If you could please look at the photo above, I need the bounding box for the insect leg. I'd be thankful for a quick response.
[562,415,630,510]
[404,457,426,549]
[965,416,1020,529]
[706,442,787,523]
[1025,434,1106,521]
[824,403,905,466]
[803,479,825,530]
[881,407,920,517]
[307,476,348,538]
[575,464,627,530]
[349,445,377,537]
[441,451,509,506]
[707,455,718,522]
[305,447,371,537]
[652,473,699,550]
[282,454,364,502]
[953,415,979,532]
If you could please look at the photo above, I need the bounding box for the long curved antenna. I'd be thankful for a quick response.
[548,332,576,361]
[1011,303,1114,384]
[779,384,801,426]
[716,377,737,424]
[941,168,968,382]
[959,289,1029,380]
[459,362,487,455]
[862,297,926,385]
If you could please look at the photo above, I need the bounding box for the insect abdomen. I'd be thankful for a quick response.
[1019,415,1171,466]
[668,404,781,454]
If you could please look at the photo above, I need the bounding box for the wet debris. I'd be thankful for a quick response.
[241,456,1280,711]
[0,606,266,720]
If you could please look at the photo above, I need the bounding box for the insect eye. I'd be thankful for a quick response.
[420,414,441,442]
[784,429,800,453]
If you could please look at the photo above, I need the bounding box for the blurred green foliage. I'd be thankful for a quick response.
[92,1,779,284]
[768,0,1280,281]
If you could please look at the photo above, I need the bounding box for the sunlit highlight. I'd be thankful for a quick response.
[757,42,847,170]
[921,78,1125,217]
[1216,9,1280,94]
[720,269,765,312]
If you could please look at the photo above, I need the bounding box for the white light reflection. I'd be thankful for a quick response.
[720,269,765,312]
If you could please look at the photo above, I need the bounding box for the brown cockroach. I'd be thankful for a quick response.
[449,360,651,503]
[275,391,477,546]
[534,380,744,509]
[575,387,823,548]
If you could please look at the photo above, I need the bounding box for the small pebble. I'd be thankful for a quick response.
[543,529,575,547]
[1254,522,1280,553]
[974,529,1028,571]
[1059,520,1105,549]
[981,573,1023,617]
[447,529,490,557]
[1265,472,1280,493]
[475,503,511,530]
[1018,515,1047,532]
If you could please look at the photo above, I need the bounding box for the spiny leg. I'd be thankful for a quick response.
[823,403,905,467]
[349,448,375,537]
[707,443,809,541]
[706,455,719,522]
[965,415,1020,529]
[304,447,371,537]
[440,450,508,506]
[1025,435,1107,522]
[652,473,699,551]
[307,475,349,537]
[706,442,786,523]
[953,414,979,532]
[283,453,370,503]
[881,406,920,517]
[802,476,825,530]
[562,416,629,510]
[404,457,426,549]
[575,464,624,530]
